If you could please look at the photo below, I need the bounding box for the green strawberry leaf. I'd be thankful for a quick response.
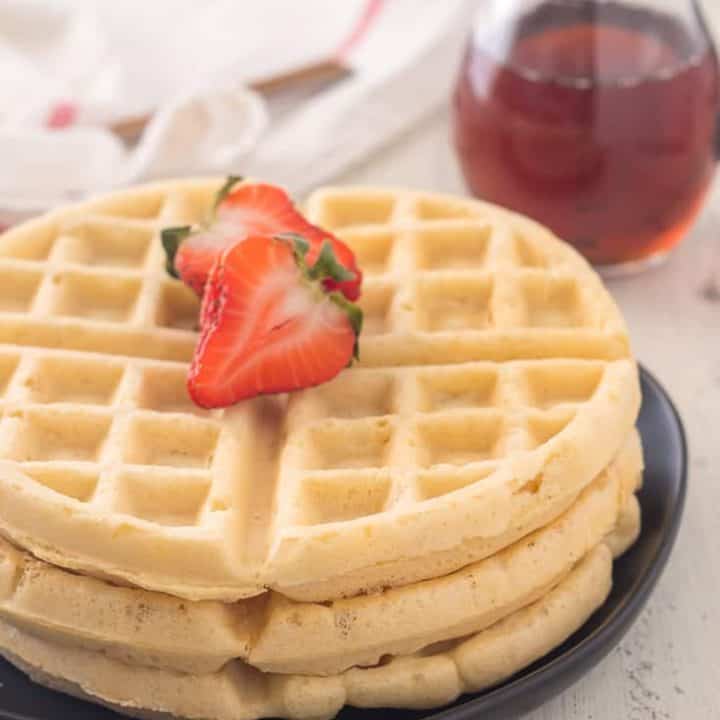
[212,175,244,215]
[161,226,192,279]
[276,232,311,271]
[309,241,356,283]
[277,234,355,285]
[330,292,363,360]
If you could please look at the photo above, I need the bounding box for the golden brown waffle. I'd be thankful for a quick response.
[0,180,640,602]
[0,433,641,677]
[306,187,631,366]
[0,543,621,720]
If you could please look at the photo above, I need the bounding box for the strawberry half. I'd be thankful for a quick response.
[188,233,362,408]
[162,177,362,300]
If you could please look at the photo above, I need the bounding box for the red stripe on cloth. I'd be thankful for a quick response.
[335,0,386,60]
[46,101,78,129]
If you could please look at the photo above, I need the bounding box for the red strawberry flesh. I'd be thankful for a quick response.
[188,235,360,408]
[163,180,362,301]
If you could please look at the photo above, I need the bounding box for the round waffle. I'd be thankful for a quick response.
[0,179,640,601]
[0,433,641,677]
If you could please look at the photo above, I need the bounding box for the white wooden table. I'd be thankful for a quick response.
[335,4,720,717]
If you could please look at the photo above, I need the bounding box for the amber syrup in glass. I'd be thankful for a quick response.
[453,1,719,268]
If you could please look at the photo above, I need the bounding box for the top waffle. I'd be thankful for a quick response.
[0,179,640,602]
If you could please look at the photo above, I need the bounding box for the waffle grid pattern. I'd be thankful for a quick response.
[308,189,629,367]
[0,443,640,677]
[0,188,211,362]
[0,351,232,527]
[0,181,639,601]
[274,361,606,529]
[0,185,244,534]
[271,187,629,534]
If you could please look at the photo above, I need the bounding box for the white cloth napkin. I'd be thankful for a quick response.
[0,0,471,225]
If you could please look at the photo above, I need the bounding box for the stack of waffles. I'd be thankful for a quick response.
[0,180,642,719]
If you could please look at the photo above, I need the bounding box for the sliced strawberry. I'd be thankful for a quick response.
[161,224,212,296]
[188,233,362,408]
[162,177,362,300]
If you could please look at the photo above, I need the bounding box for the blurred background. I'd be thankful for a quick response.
[2,0,717,278]
[0,0,471,224]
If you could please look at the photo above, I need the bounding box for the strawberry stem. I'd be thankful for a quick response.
[161,226,192,279]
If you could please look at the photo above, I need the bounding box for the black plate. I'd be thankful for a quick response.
[0,366,687,720]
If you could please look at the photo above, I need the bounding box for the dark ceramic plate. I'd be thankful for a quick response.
[0,366,686,720]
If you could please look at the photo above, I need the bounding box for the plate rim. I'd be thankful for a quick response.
[424,364,688,720]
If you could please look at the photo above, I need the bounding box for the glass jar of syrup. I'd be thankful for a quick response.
[453,0,720,275]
